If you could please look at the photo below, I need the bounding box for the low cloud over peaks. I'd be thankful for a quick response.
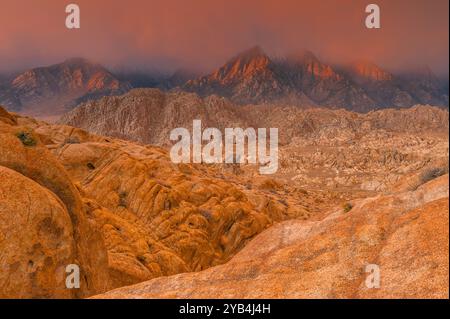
[0,0,448,76]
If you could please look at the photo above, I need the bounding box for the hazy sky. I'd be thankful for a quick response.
[0,0,448,75]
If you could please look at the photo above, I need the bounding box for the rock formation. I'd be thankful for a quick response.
[182,47,449,110]
[1,48,447,120]
[0,105,315,297]
[94,175,449,299]
[0,107,110,298]
[1,100,448,298]
[60,89,449,195]
[61,88,449,145]
[0,58,130,120]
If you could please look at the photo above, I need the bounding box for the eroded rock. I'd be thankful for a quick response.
[94,175,449,299]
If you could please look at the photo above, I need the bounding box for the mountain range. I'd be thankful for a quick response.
[0,58,130,119]
[183,46,449,111]
[0,47,448,118]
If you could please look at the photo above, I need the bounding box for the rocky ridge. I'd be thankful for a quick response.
[1,96,448,298]
[61,88,449,194]
[0,58,130,120]
[183,46,449,111]
[1,105,324,298]
[95,175,449,299]
[1,47,447,120]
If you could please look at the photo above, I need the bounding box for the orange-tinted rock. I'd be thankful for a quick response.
[0,105,17,125]
[51,133,299,280]
[0,166,75,298]
[0,117,110,298]
[0,58,131,119]
[1,104,448,299]
[94,175,449,299]
[1,108,312,296]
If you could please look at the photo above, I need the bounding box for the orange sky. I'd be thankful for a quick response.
[0,0,448,75]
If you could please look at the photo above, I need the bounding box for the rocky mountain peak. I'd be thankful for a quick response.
[183,46,448,110]
[283,50,340,80]
[210,46,272,83]
[351,60,393,82]
[0,58,131,118]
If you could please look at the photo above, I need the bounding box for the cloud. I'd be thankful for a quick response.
[0,0,448,75]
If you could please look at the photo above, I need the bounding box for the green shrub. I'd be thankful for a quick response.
[342,202,353,213]
[16,131,36,147]
[118,191,128,207]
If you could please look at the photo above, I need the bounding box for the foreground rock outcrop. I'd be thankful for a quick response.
[0,108,110,298]
[0,166,76,298]
[0,105,315,297]
[95,175,449,299]
[1,103,448,298]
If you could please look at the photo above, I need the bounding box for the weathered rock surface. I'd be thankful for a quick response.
[182,46,448,110]
[61,89,449,145]
[0,106,110,298]
[0,166,75,298]
[94,175,449,299]
[1,103,448,299]
[0,58,131,120]
[38,124,312,289]
[60,89,449,194]
[0,105,315,295]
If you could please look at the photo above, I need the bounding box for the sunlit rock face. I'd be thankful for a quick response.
[94,175,449,299]
[0,102,448,299]
[0,58,130,119]
[183,47,448,111]
[0,105,311,297]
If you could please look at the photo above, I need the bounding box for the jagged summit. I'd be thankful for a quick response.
[210,46,272,83]
[0,47,448,117]
[183,46,449,110]
[183,46,284,104]
[350,60,393,82]
[0,58,131,119]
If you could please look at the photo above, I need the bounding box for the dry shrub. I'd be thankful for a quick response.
[419,165,449,184]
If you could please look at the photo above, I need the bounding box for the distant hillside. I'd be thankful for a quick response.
[0,58,131,119]
[183,46,449,111]
[60,88,449,146]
